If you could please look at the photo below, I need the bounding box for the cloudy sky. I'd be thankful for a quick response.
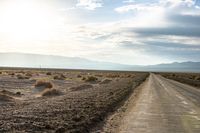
[0,0,200,65]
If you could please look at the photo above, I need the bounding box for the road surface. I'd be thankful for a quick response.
[119,74,200,133]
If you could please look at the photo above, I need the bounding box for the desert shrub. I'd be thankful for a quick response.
[16,92,21,95]
[195,76,200,81]
[8,73,15,76]
[25,73,32,77]
[77,75,82,78]
[46,72,52,75]
[95,74,103,77]
[85,76,98,82]
[106,74,120,78]
[16,74,30,79]
[41,89,61,97]
[35,81,53,89]
[19,71,25,74]
[82,77,86,80]
[53,74,66,80]
[171,74,176,77]
[0,72,2,74]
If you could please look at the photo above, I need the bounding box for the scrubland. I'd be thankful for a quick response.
[0,69,148,133]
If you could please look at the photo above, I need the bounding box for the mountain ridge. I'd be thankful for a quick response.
[0,53,199,72]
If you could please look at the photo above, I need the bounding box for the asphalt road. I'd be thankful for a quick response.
[119,73,200,133]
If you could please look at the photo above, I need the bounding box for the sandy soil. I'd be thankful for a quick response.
[0,69,148,133]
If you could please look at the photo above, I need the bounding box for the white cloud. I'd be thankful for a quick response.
[123,0,135,3]
[76,0,103,10]
[159,0,194,7]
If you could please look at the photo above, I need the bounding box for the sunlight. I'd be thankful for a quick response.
[0,1,56,41]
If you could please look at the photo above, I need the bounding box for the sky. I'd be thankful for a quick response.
[0,0,200,65]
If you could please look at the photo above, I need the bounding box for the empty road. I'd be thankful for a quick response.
[119,74,200,133]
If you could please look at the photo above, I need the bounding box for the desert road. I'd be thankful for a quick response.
[119,74,200,133]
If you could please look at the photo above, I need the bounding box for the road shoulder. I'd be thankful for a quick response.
[100,77,149,133]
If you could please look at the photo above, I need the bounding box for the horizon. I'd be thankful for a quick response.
[0,52,200,66]
[0,0,200,66]
[0,52,200,73]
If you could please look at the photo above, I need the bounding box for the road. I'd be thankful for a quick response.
[119,74,200,133]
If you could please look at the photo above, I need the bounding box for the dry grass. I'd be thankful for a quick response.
[16,74,30,79]
[77,75,82,78]
[195,76,200,81]
[46,72,52,75]
[106,74,120,78]
[25,73,32,77]
[41,88,61,97]
[53,74,66,80]
[35,81,53,89]
[84,76,98,82]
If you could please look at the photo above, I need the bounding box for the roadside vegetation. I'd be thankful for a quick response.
[159,72,200,88]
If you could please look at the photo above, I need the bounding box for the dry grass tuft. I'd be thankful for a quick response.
[25,73,32,77]
[53,74,66,80]
[41,88,61,97]
[46,72,52,75]
[195,76,200,81]
[77,75,82,78]
[16,74,30,79]
[84,76,98,82]
[35,81,53,89]
[106,74,120,78]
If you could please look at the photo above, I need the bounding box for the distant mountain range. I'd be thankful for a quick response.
[0,53,199,72]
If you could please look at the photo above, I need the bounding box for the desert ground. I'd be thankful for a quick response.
[0,68,148,133]
[0,69,200,133]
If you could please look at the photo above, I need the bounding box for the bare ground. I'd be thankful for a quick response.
[0,69,148,133]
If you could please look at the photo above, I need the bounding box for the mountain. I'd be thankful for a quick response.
[142,62,200,72]
[0,53,133,70]
[0,53,199,72]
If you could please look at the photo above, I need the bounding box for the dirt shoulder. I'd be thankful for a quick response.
[98,76,149,133]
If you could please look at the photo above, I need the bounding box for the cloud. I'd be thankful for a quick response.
[168,14,200,26]
[76,0,103,10]
[129,27,200,37]
[115,3,162,13]
[123,0,135,3]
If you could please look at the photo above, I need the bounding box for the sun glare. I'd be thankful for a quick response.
[0,1,56,41]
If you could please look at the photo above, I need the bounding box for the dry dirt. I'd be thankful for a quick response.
[0,69,148,133]
[158,72,200,88]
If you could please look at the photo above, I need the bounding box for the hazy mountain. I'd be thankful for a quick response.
[0,53,133,70]
[142,62,200,72]
[0,53,199,72]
